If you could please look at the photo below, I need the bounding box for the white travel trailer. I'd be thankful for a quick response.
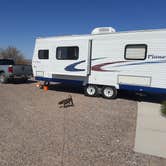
[32,27,166,98]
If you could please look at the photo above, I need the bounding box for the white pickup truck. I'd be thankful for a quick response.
[0,59,32,83]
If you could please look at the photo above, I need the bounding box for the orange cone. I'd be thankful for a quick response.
[43,85,48,91]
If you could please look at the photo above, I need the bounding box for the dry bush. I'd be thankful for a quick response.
[0,46,29,64]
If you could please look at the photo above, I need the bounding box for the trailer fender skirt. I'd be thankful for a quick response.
[35,76,83,85]
[119,84,166,94]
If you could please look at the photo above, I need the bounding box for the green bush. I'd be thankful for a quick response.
[161,101,166,116]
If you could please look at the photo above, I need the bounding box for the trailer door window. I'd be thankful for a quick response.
[56,47,79,60]
[38,50,49,59]
[125,44,147,60]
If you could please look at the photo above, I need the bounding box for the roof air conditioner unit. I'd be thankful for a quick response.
[91,27,116,35]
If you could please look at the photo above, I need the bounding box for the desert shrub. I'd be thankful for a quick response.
[161,101,166,116]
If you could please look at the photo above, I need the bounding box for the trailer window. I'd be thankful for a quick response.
[125,44,147,60]
[38,50,49,59]
[56,47,79,60]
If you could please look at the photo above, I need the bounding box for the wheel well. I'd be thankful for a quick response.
[84,84,118,93]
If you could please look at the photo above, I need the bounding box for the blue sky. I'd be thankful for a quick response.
[0,0,166,59]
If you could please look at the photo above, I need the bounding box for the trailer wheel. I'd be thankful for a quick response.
[0,73,7,84]
[84,84,98,97]
[101,86,117,99]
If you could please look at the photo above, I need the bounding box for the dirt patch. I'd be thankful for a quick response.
[0,83,165,166]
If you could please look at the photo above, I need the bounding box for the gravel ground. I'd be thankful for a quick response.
[0,81,165,166]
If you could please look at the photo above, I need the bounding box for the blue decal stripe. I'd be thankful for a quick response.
[65,57,106,72]
[65,58,166,72]
[65,60,86,72]
[119,84,166,94]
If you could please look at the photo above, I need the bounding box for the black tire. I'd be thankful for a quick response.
[0,73,8,84]
[101,86,117,99]
[84,84,98,97]
[22,77,28,83]
[44,81,50,86]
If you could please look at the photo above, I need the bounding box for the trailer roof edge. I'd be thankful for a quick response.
[36,28,166,39]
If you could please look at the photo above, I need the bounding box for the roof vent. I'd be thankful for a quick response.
[91,27,116,35]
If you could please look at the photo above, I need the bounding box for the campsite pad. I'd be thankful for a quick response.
[135,102,166,158]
